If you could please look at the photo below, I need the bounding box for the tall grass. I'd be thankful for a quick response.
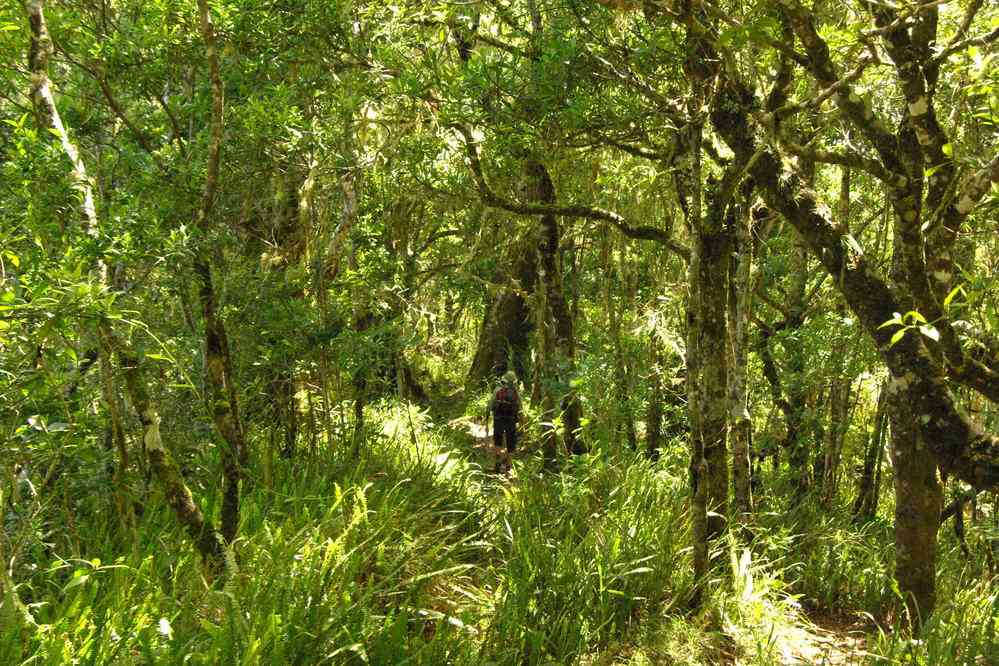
[4,399,998,664]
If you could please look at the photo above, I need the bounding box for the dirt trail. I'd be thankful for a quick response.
[778,611,870,665]
[448,417,521,458]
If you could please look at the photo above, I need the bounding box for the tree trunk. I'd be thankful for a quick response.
[681,120,711,601]
[535,244,559,470]
[646,333,664,461]
[603,229,636,450]
[728,193,754,522]
[786,239,811,497]
[466,234,538,390]
[713,8,999,490]
[686,217,709,596]
[888,389,943,623]
[98,343,134,536]
[821,168,854,505]
[352,310,371,447]
[698,212,731,538]
[822,365,852,505]
[189,0,246,546]
[529,159,584,455]
[272,367,298,458]
[99,323,224,568]
[853,384,888,520]
[25,0,221,568]
[194,258,246,545]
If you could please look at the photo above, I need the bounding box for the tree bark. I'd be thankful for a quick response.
[646,332,664,460]
[681,119,711,601]
[466,234,538,389]
[193,0,245,546]
[822,168,855,505]
[854,383,888,520]
[98,343,134,536]
[697,189,731,538]
[99,323,224,567]
[25,0,222,569]
[709,74,999,492]
[603,229,637,450]
[888,390,942,623]
[728,193,754,522]
[686,209,709,598]
[529,160,584,455]
[785,239,811,497]
[821,369,851,505]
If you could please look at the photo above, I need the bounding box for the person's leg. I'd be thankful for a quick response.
[501,420,514,471]
[492,417,506,472]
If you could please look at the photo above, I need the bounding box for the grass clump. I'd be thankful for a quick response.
[6,401,999,665]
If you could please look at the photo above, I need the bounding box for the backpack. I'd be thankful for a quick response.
[494,385,518,419]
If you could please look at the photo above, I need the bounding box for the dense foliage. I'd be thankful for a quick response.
[3,0,999,663]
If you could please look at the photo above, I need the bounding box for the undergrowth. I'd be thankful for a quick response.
[3,400,998,664]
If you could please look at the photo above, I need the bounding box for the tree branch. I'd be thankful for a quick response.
[780,0,906,176]
[196,0,224,229]
[711,72,999,490]
[931,24,999,64]
[778,139,896,183]
[456,126,690,260]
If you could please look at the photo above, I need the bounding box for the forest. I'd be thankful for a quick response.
[2,0,999,663]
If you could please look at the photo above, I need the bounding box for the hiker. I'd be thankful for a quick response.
[488,370,521,472]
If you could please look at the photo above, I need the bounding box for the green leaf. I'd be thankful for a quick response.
[63,572,90,592]
[844,234,864,255]
[620,567,654,576]
[904,310,927,324]
[942,143,953,157]
[878,313,904,329]
[890,329,906,347]
[920,325,940,342]
[943,285,965,308]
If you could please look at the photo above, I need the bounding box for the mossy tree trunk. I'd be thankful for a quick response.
[698,181,733,541]
[193,0,246,546]
[25,0,222,569]
[530,160,584,456]
[467,235,538,390]
[728,192,754,523]
[706,9,999,621]
[887,389,943,622]
[99,324,224,567]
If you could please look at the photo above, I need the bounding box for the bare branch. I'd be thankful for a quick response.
[938,0,985,58]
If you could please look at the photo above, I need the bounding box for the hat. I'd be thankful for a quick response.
[502,370,517,385]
